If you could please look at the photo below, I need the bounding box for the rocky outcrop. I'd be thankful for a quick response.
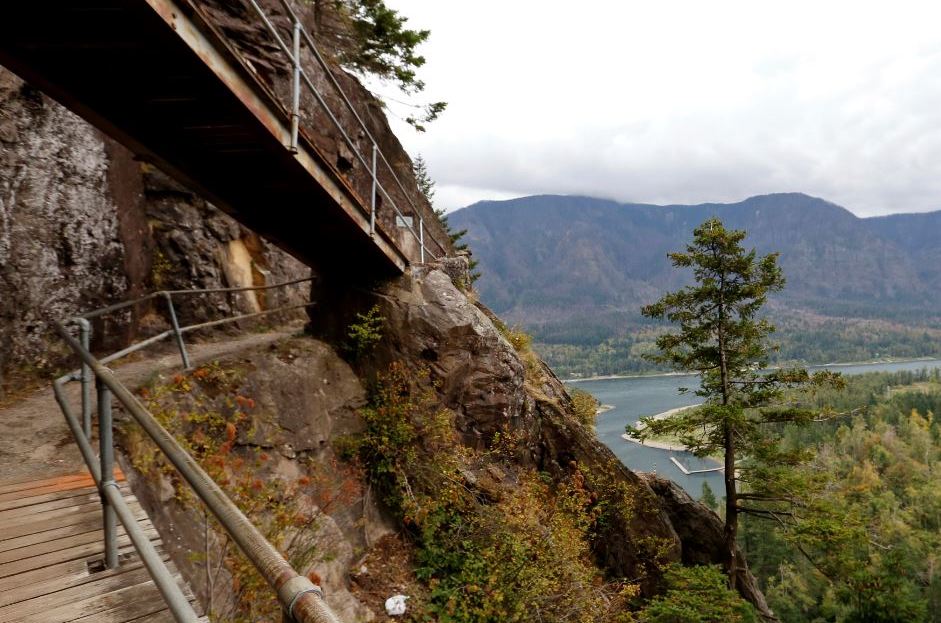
[0,69,127,382]
[119,265,774,618]
[118,337,386,621]
[0,66,309,395]
[641,472,777,621]
[309,266,684,590]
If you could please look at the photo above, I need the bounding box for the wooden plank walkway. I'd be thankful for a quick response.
[0,470,206,622]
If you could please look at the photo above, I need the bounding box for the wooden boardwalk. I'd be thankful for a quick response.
[0,471,205,622]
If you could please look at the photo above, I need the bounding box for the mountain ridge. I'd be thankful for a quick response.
[449,193,941,373]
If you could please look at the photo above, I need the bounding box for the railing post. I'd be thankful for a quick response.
[290,18,301,153]
[78,318,93,438]
[419,216,425,264]
[163,292,191,369]
[97,378,119,569]
[370,142,377,237]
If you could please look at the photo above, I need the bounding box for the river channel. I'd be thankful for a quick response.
[570,358,941,499]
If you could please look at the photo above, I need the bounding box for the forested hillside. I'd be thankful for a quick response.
[450,193,941,375]
[738,368,941,621]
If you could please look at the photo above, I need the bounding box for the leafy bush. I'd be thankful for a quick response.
[638,564,758,622]
[502,325,532,352]
[345,304,384,359]
[570,387,599,428]
[495,322,544,379]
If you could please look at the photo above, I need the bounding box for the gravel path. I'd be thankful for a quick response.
[0,330,293,483]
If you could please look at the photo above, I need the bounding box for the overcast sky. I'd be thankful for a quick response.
[376,0,941,216]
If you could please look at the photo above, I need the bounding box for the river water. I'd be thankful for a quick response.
[569,358,941,499]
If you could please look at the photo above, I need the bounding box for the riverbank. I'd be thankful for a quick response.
[620,433,687,452]
[649,404,702,421]
[565,355,941,383]
[567,370,690,383]
[624,402,703,450]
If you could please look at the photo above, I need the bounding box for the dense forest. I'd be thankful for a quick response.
[715,369,941,621]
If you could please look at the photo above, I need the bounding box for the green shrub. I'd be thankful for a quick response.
[495,323,544,380]
[570,387,599,428]
[345,304,384,359]
[638,564,758,622]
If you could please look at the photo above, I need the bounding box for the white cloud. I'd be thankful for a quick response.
[382,0,941,216]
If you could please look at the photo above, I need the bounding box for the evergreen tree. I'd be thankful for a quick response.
[701,481,718,511]
[638,564,758,622]
[413,154,435,203]
[312,0,447,130]
[627,218,842,588]
[411,155,481,283]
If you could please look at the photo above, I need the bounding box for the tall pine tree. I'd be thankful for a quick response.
[627,218,841,588]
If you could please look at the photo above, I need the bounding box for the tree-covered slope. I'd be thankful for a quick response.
[449,193,941,372]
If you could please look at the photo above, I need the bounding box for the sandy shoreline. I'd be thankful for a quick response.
[621,403,703,452]
[649,403,702,421]
[620,433,687,452]
[621,432,723,466]
[567,370,692,383]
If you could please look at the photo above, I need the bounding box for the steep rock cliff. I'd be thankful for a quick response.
[0,66,310,396]
[1,1,775,617]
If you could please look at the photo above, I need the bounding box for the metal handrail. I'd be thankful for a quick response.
[240,0,444,263]
[53,278,343,623]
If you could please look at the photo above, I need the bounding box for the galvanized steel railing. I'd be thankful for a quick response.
[52,277,343,623]
[242,0,444,264]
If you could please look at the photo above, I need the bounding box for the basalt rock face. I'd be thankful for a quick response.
[306,267,775,611]
[123,266,774,618]
[118,337,384,621]
[641,472,777,621]
[0,66,309,395]
[0,69,127,382]
[310,266,685,591]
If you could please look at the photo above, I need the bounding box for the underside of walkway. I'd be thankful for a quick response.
[0,0,432,280]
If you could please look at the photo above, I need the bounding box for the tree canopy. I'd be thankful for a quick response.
[318,0,447,130]
[742,368,941,621]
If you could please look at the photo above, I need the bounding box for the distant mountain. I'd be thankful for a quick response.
[449,193,941,373]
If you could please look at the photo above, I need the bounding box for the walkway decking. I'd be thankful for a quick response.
[0,471,205,622]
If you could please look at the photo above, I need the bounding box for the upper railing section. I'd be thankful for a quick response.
[0,0,450,278]
[52,278,343,623]
[206,0,451,264]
